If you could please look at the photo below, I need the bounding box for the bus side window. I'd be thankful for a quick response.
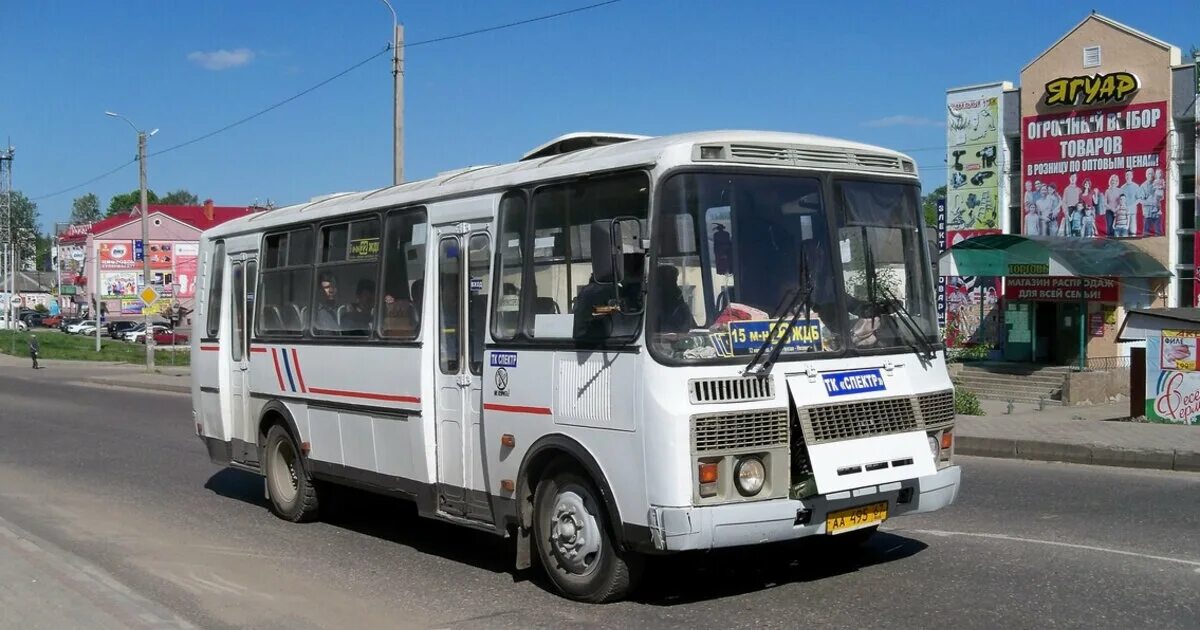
[379,208,427,339]
[257,228,313,336]
[491,192,527,341]
[206,241,225,338]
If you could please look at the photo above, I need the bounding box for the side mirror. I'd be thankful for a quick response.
[590,217,645,284]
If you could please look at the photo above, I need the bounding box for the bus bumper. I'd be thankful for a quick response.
[645,465,960,552]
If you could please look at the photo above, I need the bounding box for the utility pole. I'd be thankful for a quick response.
[1,146,14,350]
[381,0,404,185]
[107,111,157,370]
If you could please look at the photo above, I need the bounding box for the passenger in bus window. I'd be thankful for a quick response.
[342,278,376,335]
[314,273,340,332]
[382,292,417,336]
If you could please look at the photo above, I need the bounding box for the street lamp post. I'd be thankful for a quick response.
[380,0,404,185]
[106,111,158,371]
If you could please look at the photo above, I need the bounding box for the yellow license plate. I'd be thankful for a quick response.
[826,501,888,535]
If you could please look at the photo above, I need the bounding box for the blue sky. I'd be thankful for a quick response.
[2,1,1196,228]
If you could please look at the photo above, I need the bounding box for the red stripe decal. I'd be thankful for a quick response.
[199,345,219,352]
[290,348,308,393]
[249,347,268,354]
[483,403,553,415]
[270,349,286,391]
[307,387,420,404]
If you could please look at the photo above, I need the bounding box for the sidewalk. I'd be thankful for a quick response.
[956,400,1200,472]
[0,515,193,629]
[0,352,191,394]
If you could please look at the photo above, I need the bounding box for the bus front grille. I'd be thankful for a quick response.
[691,408,789,453]
[689,375,774,404]
[798,395,921,444]
[918,390,956,430]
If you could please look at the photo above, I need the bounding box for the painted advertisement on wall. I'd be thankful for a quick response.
[1020,101,1168,238]
[1145,331,1200,424]
[174,243,198,298]
[100,271,143,297]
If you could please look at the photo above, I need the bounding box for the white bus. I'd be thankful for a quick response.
[193,130,960,602]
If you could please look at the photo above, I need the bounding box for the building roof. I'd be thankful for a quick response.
[60,205,259,243]
[1117,308,1200,341]
[1,270,56,293]
[1022,13,1180,72]
[1126,308,1200,324]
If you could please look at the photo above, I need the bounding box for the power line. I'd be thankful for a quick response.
[31,0,625,201]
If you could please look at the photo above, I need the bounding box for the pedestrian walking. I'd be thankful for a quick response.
[28,334,40,370]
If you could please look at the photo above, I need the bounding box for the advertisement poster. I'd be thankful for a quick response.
[174,243,198,298]
[120,299,143,315]
[1003,276,1120,302]
[943,276,1000,347]
[947,89,1003,232]
[1020,101,1168,238]
[100,241,137,269]
[101,271,142,297]
[58,243,85,285]
[1089,312,1105,337]
[148,241,174,269]
[1146,331,1200,424]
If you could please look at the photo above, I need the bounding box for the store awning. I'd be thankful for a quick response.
[937,234,1171,278]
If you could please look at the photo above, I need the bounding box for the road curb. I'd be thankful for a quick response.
[84,376,190,395]
[957,436,1200,472]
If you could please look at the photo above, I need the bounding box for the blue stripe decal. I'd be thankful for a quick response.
[281,348,297,392]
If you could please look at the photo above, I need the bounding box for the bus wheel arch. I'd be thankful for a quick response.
[257,401,320,523]
[516,435,624,546]
[257,400,302,453]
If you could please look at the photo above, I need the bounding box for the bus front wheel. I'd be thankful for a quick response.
[532,465,642,603]
[264,424,320,522]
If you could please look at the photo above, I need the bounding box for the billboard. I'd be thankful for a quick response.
[1145,330,1200,424]
[946,84,1004,348]
[148,241,174,270]
[175,243,198,298]
[58,242,85,285]
[101,271,142,297]
[1020,101,1168,238]
[100,241,137,269]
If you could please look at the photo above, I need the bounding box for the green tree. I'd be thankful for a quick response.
[4,190,41,264]
[922,185,946,228]
[106,189,159,217]
[160,189,199,205]
[69,192,102,224]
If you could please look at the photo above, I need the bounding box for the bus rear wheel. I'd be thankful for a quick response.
[532,465,641,603]
[264,424,320,522]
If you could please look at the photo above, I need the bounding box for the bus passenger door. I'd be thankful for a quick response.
[434,231,468,516]
[227,256,255,462]
[433,226,493,521]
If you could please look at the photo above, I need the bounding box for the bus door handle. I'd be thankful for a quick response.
[456,373,473,387]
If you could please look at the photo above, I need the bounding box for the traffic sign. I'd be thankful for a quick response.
[139,285,160,307]
[134,240,145,262]
[8,295,20,305]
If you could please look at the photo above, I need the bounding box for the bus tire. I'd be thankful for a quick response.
[533,465,641,603]
[264,424,320,523]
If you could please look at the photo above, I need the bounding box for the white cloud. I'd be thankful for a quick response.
[187,48,255,71]
[861,115,944,129]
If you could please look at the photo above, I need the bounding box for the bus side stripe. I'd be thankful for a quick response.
[270,348,286,391]
[306,387,419,404]
[483,403,553,415]
[290,348,308,393]
[280,349,297,392]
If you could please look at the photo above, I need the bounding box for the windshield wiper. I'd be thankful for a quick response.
[873,281,936,362]
[745,245,814,376]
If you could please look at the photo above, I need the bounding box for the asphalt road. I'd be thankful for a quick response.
[1,363,1198,629]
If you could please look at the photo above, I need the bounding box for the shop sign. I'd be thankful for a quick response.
[1007,263,1049,275]
[1043,72,1139,107]
[1003,276,1119,302]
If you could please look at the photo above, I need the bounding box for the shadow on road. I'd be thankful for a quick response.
[204,468,928,603]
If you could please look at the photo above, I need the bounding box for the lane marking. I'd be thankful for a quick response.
[900,528,1200,569]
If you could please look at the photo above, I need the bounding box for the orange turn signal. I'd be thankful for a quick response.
[500,479,515,492]
[940,432,953,450]
[698,462,719,484]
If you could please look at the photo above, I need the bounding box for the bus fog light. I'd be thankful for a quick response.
[928,435,940,458]
[734,457,765,497]
[698,462,719,498]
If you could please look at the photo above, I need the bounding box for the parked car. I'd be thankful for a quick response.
[0,317,28,331]
[108,321,140,339]
[41,315,63,328]
[67,319,97,334]
[22,313,45,328]
[152,329,189,346]
[129,325,170,344]
[60,317,81,333]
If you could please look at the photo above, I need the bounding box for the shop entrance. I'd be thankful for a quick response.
[1006,301,1082,365]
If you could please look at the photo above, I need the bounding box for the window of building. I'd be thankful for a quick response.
[314,217,381,336]
[1180,198,1197,231]
[256,228,314,335]
[1177,268,1194,307]
[205,241,225,338]
[1083,45,1101,68]
[378,208,427,339]
[1179,235,1196,266]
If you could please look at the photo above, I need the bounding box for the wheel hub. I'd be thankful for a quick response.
[549,490,601,575]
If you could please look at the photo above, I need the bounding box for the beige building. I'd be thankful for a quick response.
[942,13,1197,367]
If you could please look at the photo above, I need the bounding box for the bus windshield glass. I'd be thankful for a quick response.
[648,172,936,364]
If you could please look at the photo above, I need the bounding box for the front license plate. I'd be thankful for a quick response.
[826,501,888,535]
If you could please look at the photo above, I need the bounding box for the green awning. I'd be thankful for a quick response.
[938,234,1171,278]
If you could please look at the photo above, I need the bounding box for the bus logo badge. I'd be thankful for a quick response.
[494,368,510,397]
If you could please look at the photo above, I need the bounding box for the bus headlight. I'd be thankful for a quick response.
[734,457,765,497]
[928,435,940,458]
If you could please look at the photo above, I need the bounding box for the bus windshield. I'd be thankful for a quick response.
[648,172,937,364]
